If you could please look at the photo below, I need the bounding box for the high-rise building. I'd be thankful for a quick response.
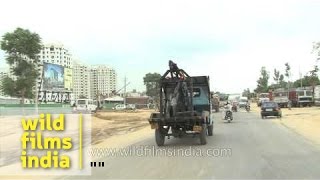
[37,43,73,91]
[72,60,91,99]
[90,65,117,100]
[3,42,118,101]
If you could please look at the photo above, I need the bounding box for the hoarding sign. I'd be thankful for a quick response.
[43,63,64,91]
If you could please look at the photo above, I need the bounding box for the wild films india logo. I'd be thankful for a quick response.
[20,114,73,169]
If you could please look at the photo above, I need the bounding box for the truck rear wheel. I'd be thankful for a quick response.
[155,127,165,146]
[200,124,207,145]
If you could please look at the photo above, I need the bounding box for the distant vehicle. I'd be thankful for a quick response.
[260,101,282,119]
[238,97,248,108]
[112,104,136,110]
[211,94,220,112]
[228,94,241,106]
[75,99,97,113]
[315,85,320,106]
[223,103,233,123]
[257,93,269,107]
[113,104,126,110]
[273,90,289,108]
[289,89,313,107]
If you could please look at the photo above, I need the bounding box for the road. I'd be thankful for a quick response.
[71,109,320,179]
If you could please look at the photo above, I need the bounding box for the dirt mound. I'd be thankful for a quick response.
[92,110,153,144]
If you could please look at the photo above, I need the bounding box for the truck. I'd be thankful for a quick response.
[273,89,289,108]
[238,96,248,108]
[148,61,213,146]
[211,93,220,112]
[315,85,320,106]
[289,89,313,107]
[227,94,241,108]
[257,93,269,107]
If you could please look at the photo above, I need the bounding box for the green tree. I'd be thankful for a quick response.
[284,63,291,81]
[293,75,320,88]
[254,67,269,93]
[284,62,292,92]
[309,65,319,96]
[273,68,280,86]
[242,88,251,99]
[1,27,42,104]
[1,76,16,96]
[279,74,286,87]
[312,41,320,60]
[143,73,161,98]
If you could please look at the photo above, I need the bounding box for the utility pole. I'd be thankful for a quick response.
[299,66,302,88]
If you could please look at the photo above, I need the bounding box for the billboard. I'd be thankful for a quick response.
[43,63,65,91]
[64,68,73,91]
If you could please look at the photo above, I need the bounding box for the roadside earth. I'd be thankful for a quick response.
[251,105,320,146]
[92,110,153,145]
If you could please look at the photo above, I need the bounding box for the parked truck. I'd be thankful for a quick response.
[289,89,313,107]
[257,93,269,107]
[148,61,213,146]
[315,85,320,106]
[273,89,289,108]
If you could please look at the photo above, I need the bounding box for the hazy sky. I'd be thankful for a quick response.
[0,0,320,93]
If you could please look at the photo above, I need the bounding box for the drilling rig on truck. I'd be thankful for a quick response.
[148,61,213,146]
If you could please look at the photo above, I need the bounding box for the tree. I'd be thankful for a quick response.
[312,41,320,60]
[279,74,286,88]
[284,62,292,95]
[309,65,319,96]
[1,76,16,96]
[293,75,320,88]
[284,62,291,81]
[143,73,161,98]
[242,88,251,99]
[0,27,42,104]
[254,67,269,93]
[273,68,280,86]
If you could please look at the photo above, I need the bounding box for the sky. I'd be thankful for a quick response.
[0,0,320,94]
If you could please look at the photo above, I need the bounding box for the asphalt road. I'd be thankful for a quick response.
[71,108,320,179]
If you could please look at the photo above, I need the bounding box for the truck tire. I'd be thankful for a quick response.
[207,124,213,136]
[155,128,165,146]
[200,124,207,145]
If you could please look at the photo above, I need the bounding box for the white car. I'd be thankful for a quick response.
[239,97,248,108]
[113,104,126,110]
[75,99,97,113]
[112,104,136,110]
